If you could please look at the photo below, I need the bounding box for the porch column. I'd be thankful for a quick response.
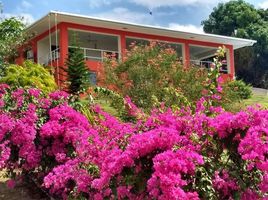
[120,34,126,60]
[184,42,190,67]
[59,23,68,67]
[228,45,235,79]
[58,23,69,88]
[32,40,37,63]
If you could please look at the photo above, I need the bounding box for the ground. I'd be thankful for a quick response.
[0,171,49,200]
[244,89,268,108]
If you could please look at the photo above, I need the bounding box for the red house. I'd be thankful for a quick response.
[20,11,256,87]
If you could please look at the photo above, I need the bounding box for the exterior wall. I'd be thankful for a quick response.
[22,21,236,87]
[37,38,50,64]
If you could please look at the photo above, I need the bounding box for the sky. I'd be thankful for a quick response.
[1,0,268,33]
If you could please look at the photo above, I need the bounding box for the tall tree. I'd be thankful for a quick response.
[0,17,26,64]
[65,47,91,94]
[0,2,30,76]
[202,0,268,88]
[202,0,260,36]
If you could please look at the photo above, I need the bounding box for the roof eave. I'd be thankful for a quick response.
[25,11,257,49]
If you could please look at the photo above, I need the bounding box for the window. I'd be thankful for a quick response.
[68,30,119,61]
[126,37,183,60]
[126,37,149,49]
[189,45,228,74]
[165,42,183,60]
[89,71,97,85]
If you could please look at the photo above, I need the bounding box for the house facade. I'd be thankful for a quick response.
[19,11,256,87]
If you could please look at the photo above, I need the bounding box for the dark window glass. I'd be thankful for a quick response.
[89,71,97,85]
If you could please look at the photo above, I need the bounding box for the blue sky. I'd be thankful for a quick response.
[1,0,267,33]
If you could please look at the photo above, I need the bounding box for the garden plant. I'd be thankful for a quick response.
[0,80,267,199]
[0,42,261,200]
[103,42,250,113]
[0,60,57,94]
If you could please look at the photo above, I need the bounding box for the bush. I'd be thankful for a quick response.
[104,42,208,111]
[1,85,268,199]
[224,80,252,100]
[104,43,240,113]
[0,60,57,93]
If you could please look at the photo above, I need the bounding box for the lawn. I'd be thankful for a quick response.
[244,93,268,108]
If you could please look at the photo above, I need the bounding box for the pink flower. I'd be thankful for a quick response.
[28,88,41,98]
[6,179,16,189]
[212,170,239,197]
[49,91,69,100]
[216,85,223,93]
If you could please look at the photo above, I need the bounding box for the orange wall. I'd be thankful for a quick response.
[22,21,235,87]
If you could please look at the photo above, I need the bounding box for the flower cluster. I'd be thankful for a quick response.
[1,84,268,199]
[212,170,239,198]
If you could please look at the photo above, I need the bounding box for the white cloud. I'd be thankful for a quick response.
[168,23,204,33]
[21,0,33,9]
[94,8,204,33]
[130,0,228,9]
[95,7,154,24]
[88,0,120,8]
[259,1,268,9]
[2,13,35,25]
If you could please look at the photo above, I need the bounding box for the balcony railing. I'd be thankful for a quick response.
[38,48,60,65]
[50,48,60,62]
[39,47,119,65]
[40,49,228,74]
[69,46,119,61]
[190,60,228,74]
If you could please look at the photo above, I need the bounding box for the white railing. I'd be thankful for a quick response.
[38,47,119,65]
[50,48,60,62]
[190,60,228,73]
[69,46,119,61]
[39,48,60,65]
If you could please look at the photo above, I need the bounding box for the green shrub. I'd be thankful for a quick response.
[224,80,252,100]
[0,60,57,93]
[218,80,252,112]
[104,42,208,111]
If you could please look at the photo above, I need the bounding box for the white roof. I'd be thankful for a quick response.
[27,11,256,49]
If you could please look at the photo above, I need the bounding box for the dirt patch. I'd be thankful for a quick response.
[0,171,50,200]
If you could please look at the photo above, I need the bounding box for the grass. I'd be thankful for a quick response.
[244,93,268,108]
[79,97,120,117]
[95,99,119,116]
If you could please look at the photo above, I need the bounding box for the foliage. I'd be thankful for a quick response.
[0,60,57,93]
[224,80,252,100]
[202,0,268,88]
[93,86,131,120]
[65,47,91,94]
[0,17,29,74]
[104,43,240,112]
[202,0,259,36]
[104,42,211,111]
[1,85,268,199]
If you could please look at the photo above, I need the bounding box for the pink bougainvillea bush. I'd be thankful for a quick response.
[0,84,268,199]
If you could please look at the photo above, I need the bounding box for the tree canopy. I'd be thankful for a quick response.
[0,17,26,65]
[202,0,268,88]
